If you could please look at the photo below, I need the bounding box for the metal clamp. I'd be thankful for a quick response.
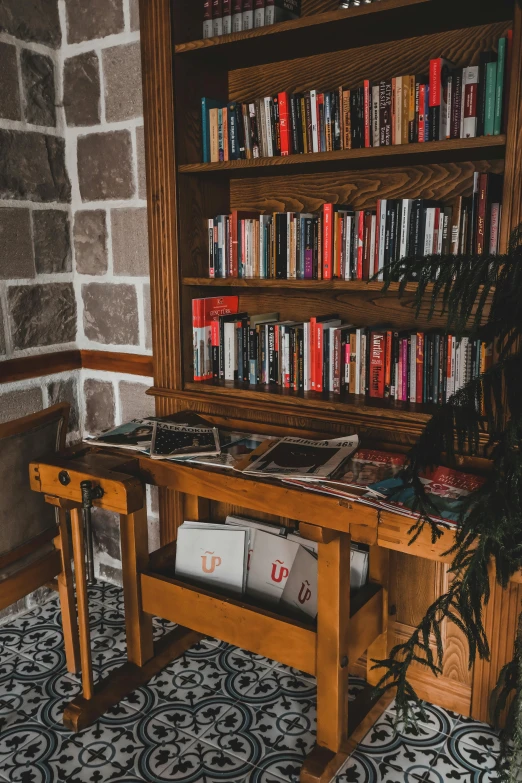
[80,480,104,586]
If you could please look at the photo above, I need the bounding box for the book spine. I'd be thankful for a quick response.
[418,84,426,142]
[484,61,497,136]
[203,0,213,38]
[462,66,478,138]
[310,90,319,153]
[494,37,506,135]
[369,331,385,398]
[363,79,371,148]
[213,0,223,36]
[415,332,424,404]
[450,69,462,139]
[242,0,254,29]
[254,0,265,27]
[223,0,232,33]
[476,173,488,255]
[278,92,291,156]
[232,0,243,30]
[323,204,333,280]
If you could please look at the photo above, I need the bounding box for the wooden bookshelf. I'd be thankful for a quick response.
[139,0,522,742]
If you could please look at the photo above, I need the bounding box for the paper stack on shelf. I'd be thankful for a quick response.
[238,434,359,479]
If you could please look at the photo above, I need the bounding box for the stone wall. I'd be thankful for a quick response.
[0,1,80,437]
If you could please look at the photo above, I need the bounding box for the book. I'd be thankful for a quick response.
[242,0,254,28]
[175,523,249,596]
[223,0,232,33]
[150,422,221,459]
[484,59,498,136]
[203,0,213,38]
[241,435,359,479]
[429,57,454,141]
[461,66,479,138]
[280,545,318,618]
[192,296,238,381]
[265,0,301,24]
[212,0,223,36]
[494,37,507,135]
[232,0,243,30]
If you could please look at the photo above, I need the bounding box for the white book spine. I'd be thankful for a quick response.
[243,9,254,28]
[378,199,386,281]
[203,19,213,38]
[223,14,232,33]
[436,209,444,254]
[304,322,310,391]
[213,17,223,36]
[232,12,242,31]
[254,7,265,27]
[344,215,352,280]
[369,214,377,278]
[264,97,274,157]
[355,328,362,395]
[399,199,412,260]
[265,6,274,24]
[310,90,319,153]
[372,85,380,147]
[224,322,237,380]
[409,334,417,403]
[424,208,435,255]
[445,73,453,140]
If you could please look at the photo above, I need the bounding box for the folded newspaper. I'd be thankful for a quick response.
[150,421,220,459]
[88,419,156,451]
[237,435,359,479]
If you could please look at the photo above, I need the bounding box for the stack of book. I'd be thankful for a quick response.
[203,0,300,38]
[175,513,369,617]
[208,175,503,280]
[192,296,492,405]
[201,33,511,161]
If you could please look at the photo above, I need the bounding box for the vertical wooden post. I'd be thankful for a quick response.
[70,507,94,700]
[54,508,80,674]
[316,531,351,751]
[366,544,390,687]
[184,494,210,521]
[120,507,154,667]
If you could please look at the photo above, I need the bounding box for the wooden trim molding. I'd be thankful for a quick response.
[0,351,153,385]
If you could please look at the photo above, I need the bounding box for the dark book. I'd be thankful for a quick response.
[450,68,463,139]
[268,323,278,383]
[290,94,301,154]
[296,325,305,392]
[275,213,288,279]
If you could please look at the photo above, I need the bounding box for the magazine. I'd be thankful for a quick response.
[150,422,221,459]
[88,419,156,451]
[366,465,486,524]
[239,435,359,480]
[182,432,277,469]
[285,448,406,494]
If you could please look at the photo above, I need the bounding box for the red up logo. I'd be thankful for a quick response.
[271,559,289,583]
[201,551,222,574]
[298,580,312,604]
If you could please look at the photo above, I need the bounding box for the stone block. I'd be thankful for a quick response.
[65,0,124,44]
[21,50,56,128]
[130,0,140,31]
[136,125,147,199]
[33,210,72,274]
[83,378,115,433]
[143,282,152,350]
[0,0,61,48]
[0,130,70,203]
[92,507,121,561]
[111,208,149,276]
[119,381,155,422]
[73,210,107,275]
[63,52,100,127]
[0,387,43,424]
[47,377,79,432]
[103,42,143,123]
[77,131,134,202]
[0,43,21,121]
[8,283,76,350]
[0,208,35,280]
[82,282,139,345]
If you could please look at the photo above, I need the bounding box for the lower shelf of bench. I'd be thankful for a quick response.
[141,570,383,675]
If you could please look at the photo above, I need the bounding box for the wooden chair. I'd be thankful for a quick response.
[0,403,80,673]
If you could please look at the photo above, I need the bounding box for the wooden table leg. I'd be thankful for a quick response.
[301,531,351,783]
[69,507,94,700]
[55,508,80,674]
[366,545,390,687]
[120,507,154,667]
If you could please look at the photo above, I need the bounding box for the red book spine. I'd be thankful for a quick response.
[369,331,386,398]
[211,320,219,379]
[429,58,441,108]
[364,79,371,148]
[315,323,324,392]
[204,1,212,22]
[476,173,488,255]
[335,214,343,279]
[384,329,392,397]
[401,338,408,401]
[415,332,424,403]
[418,84,426,142]
[356,211,364,280]
[309,316,317,390]
[278,92,291,156]
[323,204,333,280]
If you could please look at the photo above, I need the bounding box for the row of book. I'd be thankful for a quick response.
[192,296,492,403]
[208,174,503,280]
[201,34,511,162]
[175,514,368,616]
[203,0,300,38]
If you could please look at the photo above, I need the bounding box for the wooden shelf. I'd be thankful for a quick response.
[183,278,396,289]
[178,136,506,177]
[174,0,514,69]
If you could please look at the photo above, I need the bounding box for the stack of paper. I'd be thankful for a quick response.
[238,435,359,480]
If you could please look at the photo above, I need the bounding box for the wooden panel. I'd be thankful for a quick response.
[500,4,522,250]
[139,0,182,392]
[0,350,81,384]
[230,22,511,100]
[81,351,153,377]
[141,571,318,674]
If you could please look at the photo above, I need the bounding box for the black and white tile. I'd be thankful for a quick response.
[0,585,507,783]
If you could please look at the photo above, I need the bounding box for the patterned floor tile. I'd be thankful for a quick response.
[143,736,256,782]
[334,751,384,783]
